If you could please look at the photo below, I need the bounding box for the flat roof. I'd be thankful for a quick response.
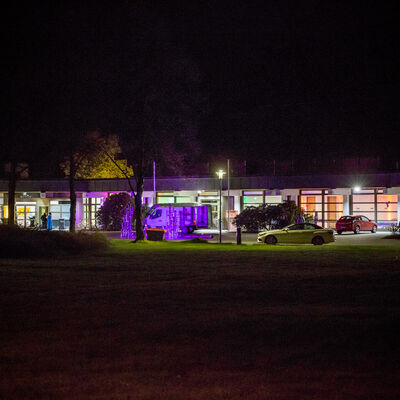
[1,173,400,193]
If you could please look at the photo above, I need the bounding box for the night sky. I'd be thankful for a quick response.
[2,1,398,174]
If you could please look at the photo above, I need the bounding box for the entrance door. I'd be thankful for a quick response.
[198,198,218,228]
[16,204,36,228]
[39,206,48,228]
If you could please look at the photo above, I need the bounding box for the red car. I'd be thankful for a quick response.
[336,215,378,234]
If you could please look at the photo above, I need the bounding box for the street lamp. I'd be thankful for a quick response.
[216,169,226,243]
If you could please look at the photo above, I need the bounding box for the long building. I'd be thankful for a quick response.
[1,173,399,230]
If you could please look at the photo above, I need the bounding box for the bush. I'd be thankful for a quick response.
[388,223,400,234]
[233,205,273,233]
[0,225,109,259]
[234,201,312,232]
[97,192,134,231]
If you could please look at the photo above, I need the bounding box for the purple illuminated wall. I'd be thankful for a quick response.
[75,197,83,227]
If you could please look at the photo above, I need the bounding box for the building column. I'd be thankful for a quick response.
[398,195,400,224]
[88,197,93,229]
[76,197,84,230]
[374,189,378,223]
[343,195,350,215]
[349,193,353,215]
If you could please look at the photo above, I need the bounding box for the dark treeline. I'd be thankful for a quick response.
[1,1,398,179]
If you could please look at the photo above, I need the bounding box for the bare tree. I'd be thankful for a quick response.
[60,132,133,232]
[99,4,207,240]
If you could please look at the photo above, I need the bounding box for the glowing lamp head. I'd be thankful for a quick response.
[216,170,226,179]
[353,186,361,192]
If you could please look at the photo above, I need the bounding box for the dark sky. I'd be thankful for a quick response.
[2,1,399,169]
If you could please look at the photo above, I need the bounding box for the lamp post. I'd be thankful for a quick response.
[216,169,226,243]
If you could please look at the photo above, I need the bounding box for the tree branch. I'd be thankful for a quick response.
[101,145,136,198]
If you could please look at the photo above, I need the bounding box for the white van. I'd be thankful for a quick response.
[144,203,212,235]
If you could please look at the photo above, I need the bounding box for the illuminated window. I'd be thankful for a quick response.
[175,196,191,203]
[324,195,344,228]
[351,191,398,225]
[242,191,263,209]
[265,195,282,204]
[49,201,70,229]
[157,196,174,204]
[83,197,104,228]
[300,196,323,214]
[377,194,398,223]
[353,194,375,203]
[300,190,344,228]
[243,195,263,209]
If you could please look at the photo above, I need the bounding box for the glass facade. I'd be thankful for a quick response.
[265,195,282,205]
[83,197,103,228]
[16,202,36,228]
[324,195,344,228]
[49,200,70,229]
[300,192,323,224]
[377,195,398,224]
[198,196,219,228]
[352,192,375,220]
[300,190,345,227]
[243,195,263,208]
[0,197,7,223]
[157,193,174,204]
[0,183,398,231]
[175,196,191,203]
[242,192,282,209]
[157,196,174,204]
[351,190,398,226]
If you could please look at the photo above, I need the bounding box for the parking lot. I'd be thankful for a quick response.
[203,230,400,246]
[108,229,400,246]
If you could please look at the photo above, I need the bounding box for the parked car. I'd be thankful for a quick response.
[257,223,335,245]
[335,215,377,234]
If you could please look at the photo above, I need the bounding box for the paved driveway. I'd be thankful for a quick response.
[107,229,400,246]
[331,231,400,246]
[205,230,400,246]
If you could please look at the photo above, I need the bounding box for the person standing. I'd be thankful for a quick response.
[47,212,53,230]
[41,212,47,229]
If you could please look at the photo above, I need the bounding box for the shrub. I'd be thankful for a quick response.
[233,205,272,233]
[97,192,134,231]
[234,201,312,232]
[388,223,400,234]
[0,225,109,259]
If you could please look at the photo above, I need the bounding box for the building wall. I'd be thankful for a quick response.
[1,176,399,230]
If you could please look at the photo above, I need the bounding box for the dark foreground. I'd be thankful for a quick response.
[1,242,399,399]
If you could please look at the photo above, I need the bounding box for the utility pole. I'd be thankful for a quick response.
[153,161,156,205]
[216,170,226,243]
[227,159,230,231]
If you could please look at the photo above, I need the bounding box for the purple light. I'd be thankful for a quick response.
[85,192,108,198]
[75,197,83,226]
[120,204,212,240]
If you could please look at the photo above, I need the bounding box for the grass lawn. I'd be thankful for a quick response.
[1,240,400,399]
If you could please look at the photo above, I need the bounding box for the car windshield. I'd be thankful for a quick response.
[283,223,323,230]
[287,224,304,230]
[339,216,354,220]
[148,208,162,219]
[304,223,323,230]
